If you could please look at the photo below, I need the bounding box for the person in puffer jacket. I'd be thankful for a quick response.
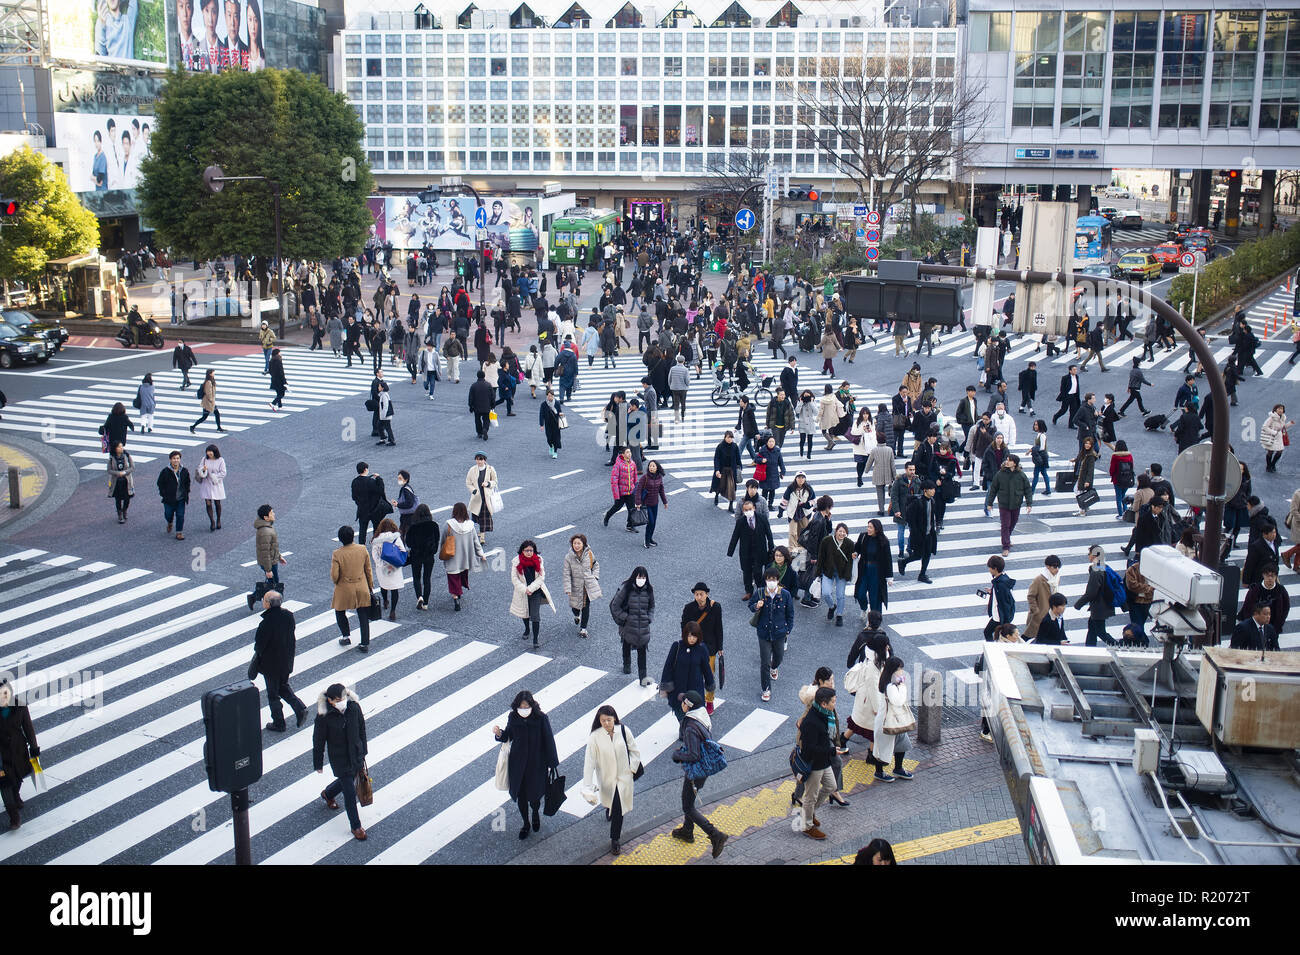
[668,690,728,858]
[312,683,369,841]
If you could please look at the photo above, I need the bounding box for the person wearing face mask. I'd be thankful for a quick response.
[0,680,39,830]
[313,683,369,841]
[611,567,656,686]
[390,469,419,540]
[1023,555,1062,641]
[493,690,560,841]
[795,389,818,460]
[728,498,775,601]
[749,569,795,703]
[582,705,642,857]
[660,621,716,722]
[510,539,554,649]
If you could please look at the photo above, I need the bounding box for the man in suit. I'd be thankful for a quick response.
[351,461,386,545]
[1072,392,1098,451]
[1032,593,1070,645]
[1052,365,1082,428]
[779,356,799,403]
[726,497,774,601]
[897,480,939,584]
[252,590,308,732]
[368,368,388,437]
[1242,523,1281,586]
[1231,603,1279,652]
[1239,565,1290,633]
[171,339,198,389]
[1133,499,1165,556]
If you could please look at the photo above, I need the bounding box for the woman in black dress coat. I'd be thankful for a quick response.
[711,430,742,511]
[0,680,40,829]
[493,690,559,840]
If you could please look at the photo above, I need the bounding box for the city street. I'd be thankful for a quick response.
[1,263,1297,865]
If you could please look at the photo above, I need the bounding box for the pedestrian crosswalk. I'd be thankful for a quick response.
[0,350,383,471]
[0,547,796,864]
[556,353,1300,693]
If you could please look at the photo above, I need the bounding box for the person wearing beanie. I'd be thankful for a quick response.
[669,690,728,858]
[1074,544,1118,646]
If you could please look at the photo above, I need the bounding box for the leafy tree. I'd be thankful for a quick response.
[138,68,373,264]
[0,145,101,284]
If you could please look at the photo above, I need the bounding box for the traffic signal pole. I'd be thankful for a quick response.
[916,261,1229,574]
[731,183,763,279]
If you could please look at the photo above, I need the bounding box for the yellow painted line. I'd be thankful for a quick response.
[614,753,920,866]
[816,817,1022,865]
[0,446,46,505]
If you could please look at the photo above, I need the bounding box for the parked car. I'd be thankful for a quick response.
[1114,211,1144,229]
[0,320,54,368]
[1115,252,1162,282]
[2,308,69,352]
[1151,243,1185,270]
[1105,186,1132,199]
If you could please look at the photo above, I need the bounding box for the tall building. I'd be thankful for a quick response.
[336,1,963,235]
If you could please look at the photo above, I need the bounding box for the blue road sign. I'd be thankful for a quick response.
[475,206,488,229]
[856,227,866,238]
[734,208,755,232]
[866,229,880,243]
[865,246,880,261]
[853,205,868,217]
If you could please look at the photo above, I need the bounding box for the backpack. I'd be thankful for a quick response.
[196,383,206,404]
[684,737,728,780]
[1102,565,1128,608]
[1114,457,1135,489]
[798,514,826,552]
[843,660,865,696]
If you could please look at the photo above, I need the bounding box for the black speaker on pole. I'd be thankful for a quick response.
[1218,561,1241,623]
[202,681,263,793]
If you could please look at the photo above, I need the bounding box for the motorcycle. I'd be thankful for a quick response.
[117,311,165,349]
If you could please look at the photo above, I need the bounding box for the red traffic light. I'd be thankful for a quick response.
[1227,170,1239,180]
[807,189,819,202]
[0,199,17,216]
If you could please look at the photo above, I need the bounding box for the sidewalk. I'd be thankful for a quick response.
[605,722,1027,866]
[0,434,79,536]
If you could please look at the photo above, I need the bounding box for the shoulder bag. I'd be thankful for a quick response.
[622,724,644,780]
[883,693,917,736]
[439,528,457,561]
[355,761,375,806]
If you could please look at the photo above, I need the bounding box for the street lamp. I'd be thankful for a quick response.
[203,165,286,339]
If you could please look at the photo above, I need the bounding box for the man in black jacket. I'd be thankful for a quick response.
[681,583,724,713]
[171,340,198,389]
[1072,392,1099,451]
[1017,363,1037,415]
[1172,404,1203,452]
[351,461,386,544]
[156,451,191,541]
[468,370,496,440]
[1242,524,1281,586]
[796,685,838,841]
[726,498,774,600]
[1033,593,1070,645]
[252,590,308,732]
[735,394,759,462]
[1231,603,1279,652]
[779,356,799,403]
[368,369,388,437]
[1052,365,1082,428]
[897,481,939,583]
[313,682,369,841]
[955,385,979,468]
[1133,499,1165,556]
[1238,565,1289,632]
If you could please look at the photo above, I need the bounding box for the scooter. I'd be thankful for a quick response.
[117,310,165,349]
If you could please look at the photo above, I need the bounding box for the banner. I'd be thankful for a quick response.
[54,111,154,192]
[484,197,539,255]
[383,196,540,252]
[48,0,169,68]
[168,0,267,72]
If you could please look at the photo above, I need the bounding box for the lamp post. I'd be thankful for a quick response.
[203,165,286,339]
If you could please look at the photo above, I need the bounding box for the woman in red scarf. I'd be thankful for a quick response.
[510,539,555,648]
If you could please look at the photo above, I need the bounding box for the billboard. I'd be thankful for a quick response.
[54,111,154,192]
[382,196,540,252]
[48,0,169,68]
[169,0,267,72]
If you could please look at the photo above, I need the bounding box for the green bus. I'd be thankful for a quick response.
[548,209,620,268]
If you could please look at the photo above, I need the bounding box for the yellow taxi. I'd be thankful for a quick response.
[1115,251,1162,282]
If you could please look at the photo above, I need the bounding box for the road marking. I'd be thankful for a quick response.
[240,552,292,567]
[551,469,584,479]
[668,487,689,495]
[499,485,523,495]
[536,524,575,539]
[817,817,1022,865]
[717,707,788,752]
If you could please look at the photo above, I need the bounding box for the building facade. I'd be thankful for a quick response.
[336,1,962,227]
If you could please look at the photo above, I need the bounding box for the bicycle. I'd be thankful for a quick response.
[710,361,772,407]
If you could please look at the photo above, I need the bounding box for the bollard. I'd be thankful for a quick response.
[918,668,942,744]
[8,466,19,509]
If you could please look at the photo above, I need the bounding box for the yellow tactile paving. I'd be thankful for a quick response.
[816,817,1023,865]
[0,444,46,509]
[614,753,921,865]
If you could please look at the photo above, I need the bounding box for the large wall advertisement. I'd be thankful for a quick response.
[48,0,169,69]
[381,196,540,252]
[168,0,268,72]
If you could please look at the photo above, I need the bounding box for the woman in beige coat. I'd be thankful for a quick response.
[581,704,642,856]
[331,525,374,651]
[819,326,841,377]
[1282,487,1300,572]
[190,369,225,434]
[562,533,602,639]
[901,364,923,405]
[465,454,499,545]
[816,384,845,450]
[510,539,555,649]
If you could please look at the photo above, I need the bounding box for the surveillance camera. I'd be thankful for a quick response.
[1138,545,1222,607]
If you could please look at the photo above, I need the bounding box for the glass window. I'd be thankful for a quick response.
[665,56,682,76]
[576,33,594,53]
[600,56,617,75]
[346,58,361,77]
[385,34,401,53]
[969,12,1011,53]
[729,105,747,145]
[621,105,638,145]
[643,56,660,75]
[1209,11,1261,128]
[490,33,506,53]
[707,104,726,146]
[642,106,659,145]
[576,57,593,76]
[664,104,681,145]
[346,35,361,54]
[445,57,463,76]
[1159,12,1209,129]
[535,34,550,53]
[534,57,550,76]
[386,81,403,99]
[622,57,638,75]
[428,128,443,147]
[754,32,771,52]
[468,80,486,99]
[364,34,380,54]
[534,81,550,98]
[664,80,682,99]
[643,81,660,99]
[386,57,403,76]
[687,33,705,52]
[366,57,382,76]
[427,58,443,77]
[346,81,362,100]
[555,80,573,99]
[684,105,703,146]
[407,104,423,123]
[600,80,616,99]
[1013,11,1062,127]
[555,57,572,76]
[709,80,726,98]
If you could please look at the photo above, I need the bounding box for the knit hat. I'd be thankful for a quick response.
[683,690,705,710]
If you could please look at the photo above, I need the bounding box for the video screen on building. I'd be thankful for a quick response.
[48,0,170,69]
[169,0,268,71]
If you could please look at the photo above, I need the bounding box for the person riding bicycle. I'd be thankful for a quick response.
[126,305,147,346]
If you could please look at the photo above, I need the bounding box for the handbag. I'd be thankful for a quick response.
[543,768,567,816]
[365,397,378,412]
[1054,471,1077,493]
[493,741,511,791]
[372,498,394,521]
[439,528,457,560]
[380,540,408,568]
[132,389,142,410]
[366,592,382,621]
[488,487,504,512]
[246,653,260,682]
[715,649,725,689]
[557,412,569,429]
[622,724,644,781]
[883,699,917,736]
[628,506,649,527]
[753,461,768,482]
[355,761,374,806]
[891,412,908,431]
[789,745,813,778]
[1076,487,1101,510]
[1122,508,1136,524]
[1284,430,1291,447]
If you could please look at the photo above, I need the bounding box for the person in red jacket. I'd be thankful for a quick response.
[604,446,639,530]
[1107,439,1136,519]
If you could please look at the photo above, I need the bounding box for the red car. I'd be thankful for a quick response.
[1151,243,1184,270]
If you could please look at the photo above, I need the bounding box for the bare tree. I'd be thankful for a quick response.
[794,56,991,230]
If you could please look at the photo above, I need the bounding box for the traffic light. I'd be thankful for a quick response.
[838,273,963,329]
[786,184,819,202]
[456,258,465,276]
[1226,169,1240,181]
[0,198,17,217]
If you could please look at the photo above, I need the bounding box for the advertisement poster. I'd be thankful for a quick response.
[169,0,267,72]
[54,112,154,192]
[483,197,539,255]
[366,197,387,243]
[384,196,540,252]
[48,0,169,68]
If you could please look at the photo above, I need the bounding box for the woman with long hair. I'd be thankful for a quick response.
[196,444,226,530]
[190,369,224,434]
[405,503,439,612]
[440,501,484,611]
[509,539,554,648]
[268,347,288,409]
[493,690,560,841]
[610,566,655,686]
[853,519,893,620]
[245,0,266,70]
[106,440,134,524]
[870,656,914,782]
[581,704,641,856]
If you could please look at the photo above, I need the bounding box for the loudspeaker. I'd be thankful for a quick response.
[1217,561,1241,622]
[202,682,263,793]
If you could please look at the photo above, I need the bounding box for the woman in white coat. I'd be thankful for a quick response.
[870,656,915,782]
[510,538,555,649]
[562,533,602,638]
[370,517,407,622]
[441,501,485,611]
[845,630,889,757]
[196,443,227,531]
[582,704,642,856]
[464,453,499,545]
[522,345,545,398]
[1260,403,1294,473]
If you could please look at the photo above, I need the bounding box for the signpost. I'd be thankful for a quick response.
[734,207,755,232]
[475,206,488,230]
[1179,250,1205,320]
